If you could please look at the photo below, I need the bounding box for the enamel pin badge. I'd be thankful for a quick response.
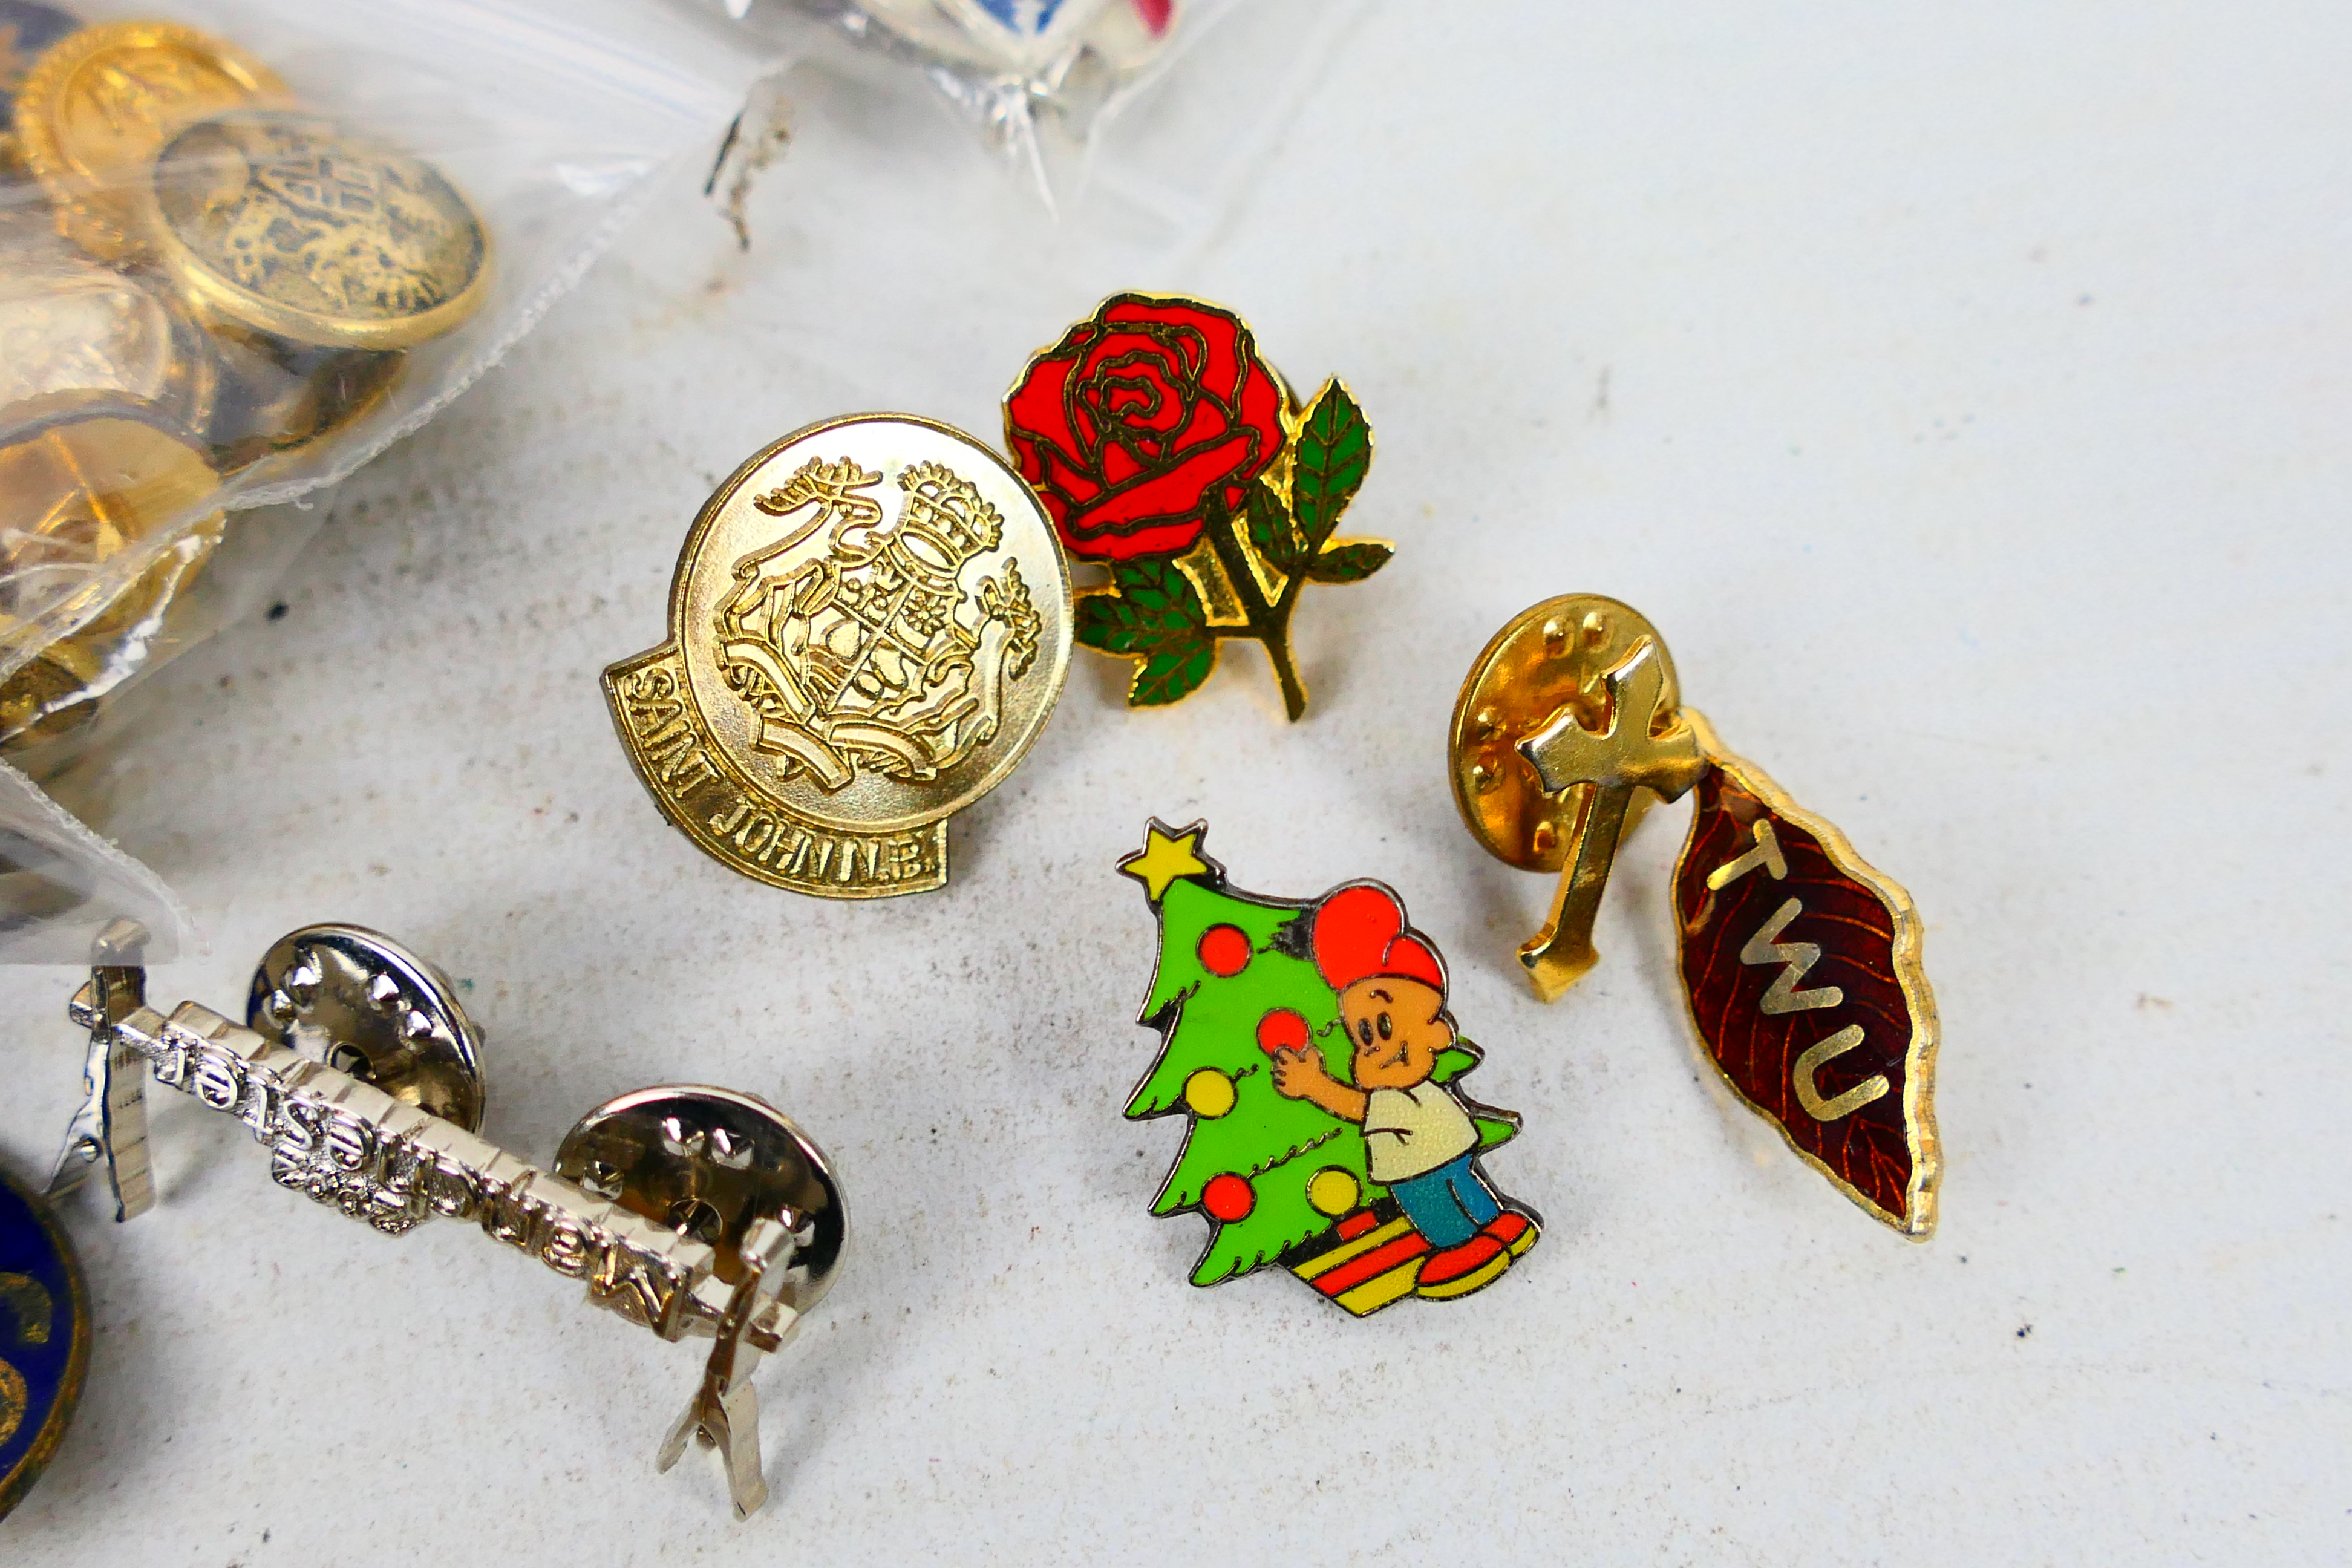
[1450,594,1941,1236]
[0,1162,90,1523]
[1119,822,1537,1315]
[1005,294,1390,720]
[606,414,1073,898]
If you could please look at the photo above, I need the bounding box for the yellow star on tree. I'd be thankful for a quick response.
[1119,820,1213,903]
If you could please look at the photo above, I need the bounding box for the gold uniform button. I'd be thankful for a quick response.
[11,19,287,261]
[144,107,491,351]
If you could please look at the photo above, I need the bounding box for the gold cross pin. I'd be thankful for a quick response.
[1449,596,1711,1001]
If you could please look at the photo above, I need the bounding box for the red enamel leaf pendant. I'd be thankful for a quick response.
[1452,595,1944,1238]
[1673,716,1942,1237]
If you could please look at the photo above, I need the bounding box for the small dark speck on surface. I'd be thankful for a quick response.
[2016,1324,2032,1339]
[267,602,288,621]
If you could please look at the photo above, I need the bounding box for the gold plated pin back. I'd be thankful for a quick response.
[53,920,849,1516]
[0,394,226,756]
[606,413,1074,898]
[1449,595,1705,1001]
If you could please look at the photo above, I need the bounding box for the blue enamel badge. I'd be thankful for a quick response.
[0,1164,89,1521]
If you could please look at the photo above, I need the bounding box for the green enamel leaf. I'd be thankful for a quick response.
[1105,558,1206,632]
[1082,561,1207,665]
[1475,1115,1518,1152]
[1291,379,1372,548]
[1244,481,1304,576]
[1074,593,1154,653]
[1128,635,1216,707]
[1305,540,1393,584]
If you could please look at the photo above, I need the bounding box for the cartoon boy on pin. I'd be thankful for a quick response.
[1270,884,1538,1299]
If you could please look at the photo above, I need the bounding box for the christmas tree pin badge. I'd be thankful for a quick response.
[1449,594,1942,1236]
[1005,293,1390,720]
[1118,821,1538,1315]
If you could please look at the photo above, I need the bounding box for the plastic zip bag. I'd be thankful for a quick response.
[0,0,772,960]
[696,0,1362,241]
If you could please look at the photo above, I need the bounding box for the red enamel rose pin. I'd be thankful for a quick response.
[1004,293,1391,720]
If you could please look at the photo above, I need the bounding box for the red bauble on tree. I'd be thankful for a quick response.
[1197,923,1252,978]
[1255,1007,1310,1056]
[1201,1172,1255,1223]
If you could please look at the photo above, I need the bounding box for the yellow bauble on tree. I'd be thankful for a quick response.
[1305,1166,1361,1218]
[1182,1067,1236,1119]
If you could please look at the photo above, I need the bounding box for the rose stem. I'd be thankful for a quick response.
[1203,504,1308,721]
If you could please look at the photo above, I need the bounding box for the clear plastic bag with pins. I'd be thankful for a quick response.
[0,0,772,960]
[693,0,1364,241]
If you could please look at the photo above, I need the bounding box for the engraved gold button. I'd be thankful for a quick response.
[605,414,1074,898]
[11,19,288,261]
[142,107,491,351]
[206,325,404,475]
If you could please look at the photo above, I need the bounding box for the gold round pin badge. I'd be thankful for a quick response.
[143,107,491,351]
[11,19,289,261]
[605,414,1074,898]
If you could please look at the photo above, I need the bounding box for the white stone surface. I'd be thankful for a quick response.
[4,2,2345,1561]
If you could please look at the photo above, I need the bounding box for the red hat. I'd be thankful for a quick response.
[1312,883,1446,995]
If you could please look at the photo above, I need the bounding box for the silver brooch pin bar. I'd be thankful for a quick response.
[54,921,848,1519]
